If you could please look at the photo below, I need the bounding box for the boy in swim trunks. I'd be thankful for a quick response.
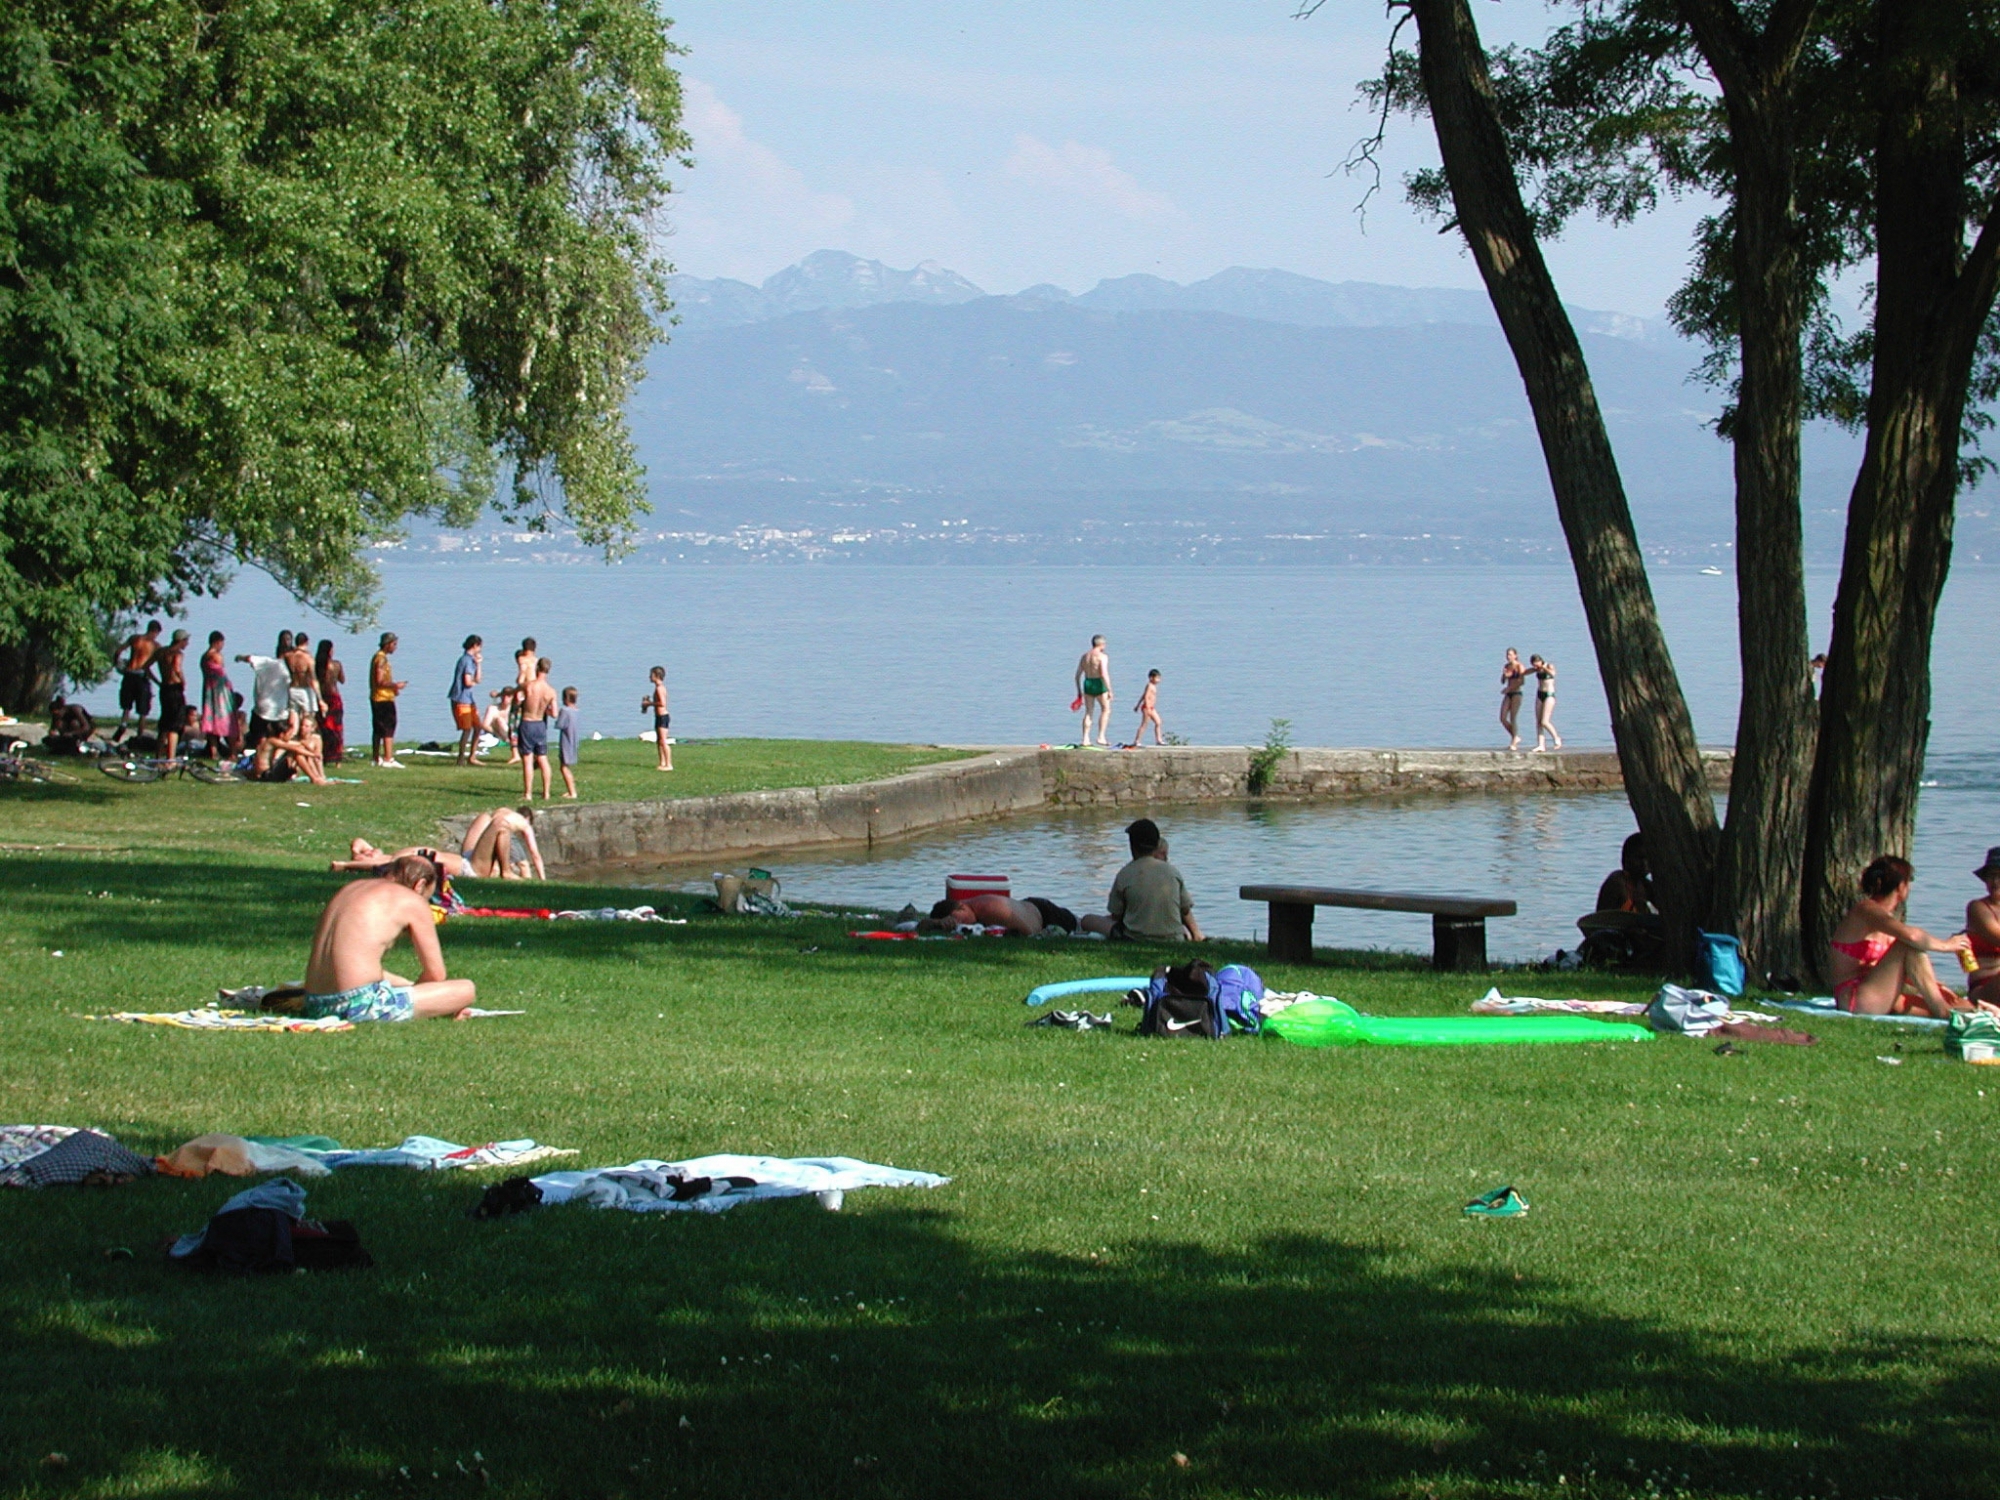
[643,665,671,770]
[302,855,477,1021]
[518,657,557,799]
[1074,635,1113,747]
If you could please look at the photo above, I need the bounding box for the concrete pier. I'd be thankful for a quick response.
[448,745,1732,875]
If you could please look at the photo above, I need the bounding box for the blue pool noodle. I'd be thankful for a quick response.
[1026,977,1151,1007]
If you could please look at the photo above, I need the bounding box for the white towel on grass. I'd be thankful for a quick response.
[531,1154,949,1214]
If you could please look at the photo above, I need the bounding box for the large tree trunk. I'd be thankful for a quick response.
[1680,0,1819,981]
[1804,8,2000,966]
[0,634,62,718]
[1411,0,1719,968]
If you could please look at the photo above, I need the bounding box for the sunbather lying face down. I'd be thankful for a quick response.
[303,856,477,1022]
[923,895,1080,936]
[332,838,470,879]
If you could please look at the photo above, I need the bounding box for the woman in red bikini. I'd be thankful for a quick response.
[1964,847,2000,1006]
[1826,855,1972,1016]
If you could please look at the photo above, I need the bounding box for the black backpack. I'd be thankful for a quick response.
[1138,961,1224,1039]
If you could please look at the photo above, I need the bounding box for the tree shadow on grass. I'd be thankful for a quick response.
[3,1182,1995,1499]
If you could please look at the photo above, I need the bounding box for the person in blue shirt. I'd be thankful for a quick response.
[556,686,582,798]
[449,635,483,765]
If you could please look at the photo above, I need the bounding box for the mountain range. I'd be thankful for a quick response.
[426,253,1974,565]
[667,250,1663,344]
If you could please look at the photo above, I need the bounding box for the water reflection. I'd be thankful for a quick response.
[611,778,2000,965]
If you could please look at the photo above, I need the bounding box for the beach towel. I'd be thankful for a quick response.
[156,1133,571,1176]
[304,1136,576,1172]
[91,1005,522,1030]
[1470,989,1650,1017]
[551,906,685,923]
[530,1154,949,1214]
[1769,997,1949,1030]
[87,1008,354,1032]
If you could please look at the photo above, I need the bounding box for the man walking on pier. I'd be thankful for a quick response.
[1075,635,1113,748]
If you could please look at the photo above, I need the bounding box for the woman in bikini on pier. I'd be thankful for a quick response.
[1826,855,1974,1017]
[1498,649,1527,750]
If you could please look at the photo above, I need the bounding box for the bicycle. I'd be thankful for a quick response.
[98,754,246,785]
[0,750,76,784]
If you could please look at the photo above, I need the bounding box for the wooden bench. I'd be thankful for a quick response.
[1239,885,1517,971]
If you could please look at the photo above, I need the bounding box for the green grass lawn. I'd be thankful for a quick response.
[4,753,1998,1499]
[2,737,969,860]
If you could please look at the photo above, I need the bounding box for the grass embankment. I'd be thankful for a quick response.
[4,748,1999,1499]
[2,737,970,860]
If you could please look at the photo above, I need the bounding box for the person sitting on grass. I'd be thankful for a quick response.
[1827,855,1975,1017]
[922,894,1081,936]
[1964,846,2000,1007]
[253,713,328,784]
[333,837,470,880]
[459,806,545,879]
[302,855,477,1022]
[1080,819,1205,942]
[45,697,98,755]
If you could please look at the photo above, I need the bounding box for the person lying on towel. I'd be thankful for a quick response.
[923,894,1081,936]
[302,855,478,1022]
[332,837,470,879]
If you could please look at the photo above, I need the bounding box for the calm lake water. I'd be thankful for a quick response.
[165,560,1998,959]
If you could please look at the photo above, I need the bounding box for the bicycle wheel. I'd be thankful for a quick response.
[187,759,244,784]
[99,758,166,783]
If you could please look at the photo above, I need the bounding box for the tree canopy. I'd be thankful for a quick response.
[0,0,688,705]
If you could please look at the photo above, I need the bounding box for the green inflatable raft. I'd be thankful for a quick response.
[1262,997,1652,1048]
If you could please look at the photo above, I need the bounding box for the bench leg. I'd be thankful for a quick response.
[1432,915,1487,972]
[1267,902,1315,964]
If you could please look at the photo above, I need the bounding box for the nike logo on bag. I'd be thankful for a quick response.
[1164,1018,1202,1032]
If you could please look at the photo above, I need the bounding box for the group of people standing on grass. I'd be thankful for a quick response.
[64,619,677,795]
[1498,647,1561,752]
[92,619,350,784]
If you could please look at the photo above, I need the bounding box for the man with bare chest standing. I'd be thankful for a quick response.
[113,620,162,741]
[1074,634,1113,748]
[518,657,558,800]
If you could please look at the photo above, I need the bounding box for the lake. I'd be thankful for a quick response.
[163,560,1998,958]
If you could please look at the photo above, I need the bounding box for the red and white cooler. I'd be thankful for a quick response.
[946,873,1011,903]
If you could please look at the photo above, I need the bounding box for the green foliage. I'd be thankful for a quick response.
[1246,716,1292,794]
[0,0,690,685]
[1359,1,2000,445]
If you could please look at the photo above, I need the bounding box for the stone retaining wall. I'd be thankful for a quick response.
[445,745,1732,874]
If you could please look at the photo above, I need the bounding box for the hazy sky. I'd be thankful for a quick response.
[658,1,1717,317]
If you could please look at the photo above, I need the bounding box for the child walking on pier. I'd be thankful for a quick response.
[1129,669,1166,747]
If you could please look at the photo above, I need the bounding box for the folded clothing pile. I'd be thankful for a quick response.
[169,1179,372,1273]
[1,1125,153,1187]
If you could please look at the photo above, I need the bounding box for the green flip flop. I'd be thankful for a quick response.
[1464,1185,1529,1218]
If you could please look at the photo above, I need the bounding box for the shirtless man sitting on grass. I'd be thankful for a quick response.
[303,855,477,1022]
